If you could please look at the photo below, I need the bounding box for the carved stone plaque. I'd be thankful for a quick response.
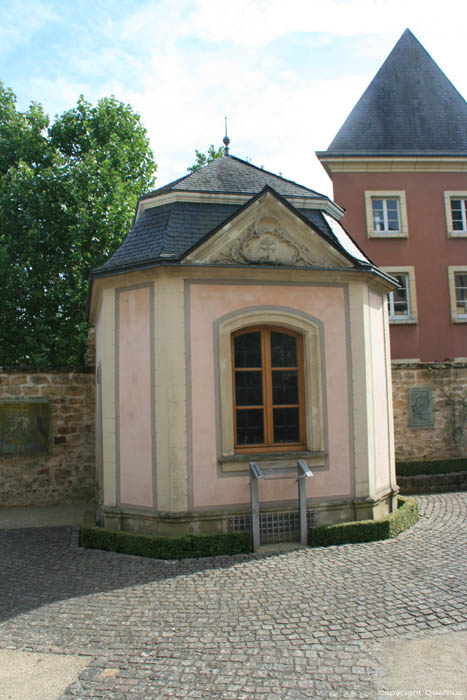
[212,214,319,266]
[0,400,49,456]
[408,387,434,429]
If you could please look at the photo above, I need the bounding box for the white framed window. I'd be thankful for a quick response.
[444,192,467,237]
[448,267,467,322]
[381,267,418,324]
[372,199,400,232]
[365,191,408,238]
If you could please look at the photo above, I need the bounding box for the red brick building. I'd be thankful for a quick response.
[317,29,467,362]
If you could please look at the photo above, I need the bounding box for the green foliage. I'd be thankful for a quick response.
[397,457,467,476]
[308,497,419,548]
[80,512,252,559]
[0,86,157,367]
[187,144,224,172]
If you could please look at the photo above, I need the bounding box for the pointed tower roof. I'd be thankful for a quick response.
[323,29,467,155]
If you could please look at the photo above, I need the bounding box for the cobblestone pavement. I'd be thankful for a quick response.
[0,493,466,700]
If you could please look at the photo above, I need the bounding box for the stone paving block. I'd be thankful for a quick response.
[0,493,466,699]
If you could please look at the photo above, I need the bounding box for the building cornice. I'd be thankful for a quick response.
[316,153,467,176]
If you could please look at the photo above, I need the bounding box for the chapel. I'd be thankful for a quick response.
[88,150,398,542]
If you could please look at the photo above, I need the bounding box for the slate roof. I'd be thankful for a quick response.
[142,154,324,199]
[92,155,345,278]
[321,29,467,155]
[93,198,344,277]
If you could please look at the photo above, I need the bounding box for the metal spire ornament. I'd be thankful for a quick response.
[223,116,230,155]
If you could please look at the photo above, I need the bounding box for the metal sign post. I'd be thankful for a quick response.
[297,459,313,545]
[249,460,313,551]
[249,462,263,551]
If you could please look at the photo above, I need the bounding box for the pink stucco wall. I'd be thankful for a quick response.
[369,290,391,492]
[118,286,153,507]
[189,282,352,509]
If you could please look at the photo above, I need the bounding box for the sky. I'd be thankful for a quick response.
[2,0,467,197]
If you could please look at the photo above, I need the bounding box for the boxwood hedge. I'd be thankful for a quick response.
[308,496,418,548]
[396,457,467,476]
[80,512,252,560]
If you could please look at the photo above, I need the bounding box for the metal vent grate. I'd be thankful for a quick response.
[229,510,317,544]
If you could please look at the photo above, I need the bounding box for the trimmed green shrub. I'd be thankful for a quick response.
[80,512,252,559]
[308,496,418,548]
[397,458,467,477]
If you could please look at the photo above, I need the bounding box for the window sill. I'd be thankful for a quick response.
[452,316,467,324]
[219,450,327,473]
[448,230,467,238]
[368,231,408,239]
[389,318,418,325]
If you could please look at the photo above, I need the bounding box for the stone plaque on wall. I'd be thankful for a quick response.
[408,387,434,429]
[0,400,49,456]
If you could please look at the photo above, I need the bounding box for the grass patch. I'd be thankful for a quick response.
[397,458,467,477]
[308,496,418,548]
[80,512,252,560]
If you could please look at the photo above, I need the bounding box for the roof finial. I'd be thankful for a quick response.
[223,116,230,155]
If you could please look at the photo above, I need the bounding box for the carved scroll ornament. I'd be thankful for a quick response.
[212,214,318,266]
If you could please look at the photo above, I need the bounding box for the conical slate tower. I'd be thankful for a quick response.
[325,28,467,154]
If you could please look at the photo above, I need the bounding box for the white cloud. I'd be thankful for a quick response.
[4,0,467,199]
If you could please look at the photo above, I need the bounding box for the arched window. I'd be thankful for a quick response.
[232,327,306,452]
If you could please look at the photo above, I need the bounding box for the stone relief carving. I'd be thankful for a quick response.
[211,214,320,266]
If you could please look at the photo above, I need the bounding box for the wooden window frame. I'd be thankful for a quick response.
[231,326,306,454]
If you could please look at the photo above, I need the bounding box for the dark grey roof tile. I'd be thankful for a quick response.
[324,29,467,154]
[143,155,324,199]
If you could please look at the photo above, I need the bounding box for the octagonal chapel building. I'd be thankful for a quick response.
[88,153,398,540]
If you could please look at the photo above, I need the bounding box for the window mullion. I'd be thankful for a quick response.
[263,329,273,446]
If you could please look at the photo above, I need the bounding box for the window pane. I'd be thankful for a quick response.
[386,200,400,230]
[455,273,467,313]
[234,332,261,368]
[273,407,300,443]
[390,274,408,317]
[372,200,384,230]
[451,200,466,230]
[272,371,298,404]
[270,332,297,367]
[235,371,262,406]
[236,409,264,445]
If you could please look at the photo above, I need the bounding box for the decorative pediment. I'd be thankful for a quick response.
[212,215,317,266]
[183,191,354,269]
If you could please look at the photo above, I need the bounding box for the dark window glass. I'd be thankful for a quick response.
[272,370,298,404]
[273,407,300,443]
[234,332,262,368]
[235,371,263,406]
[270,331,297,367]
[236,409,264,445]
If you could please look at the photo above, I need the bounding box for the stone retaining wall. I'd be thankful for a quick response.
[1,360,466,507]
[392,362,467,462]
[398,471,467,495]
[0,370,95,506]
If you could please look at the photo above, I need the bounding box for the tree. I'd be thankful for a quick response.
[187,144,224,172]
[0,86,157,367]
